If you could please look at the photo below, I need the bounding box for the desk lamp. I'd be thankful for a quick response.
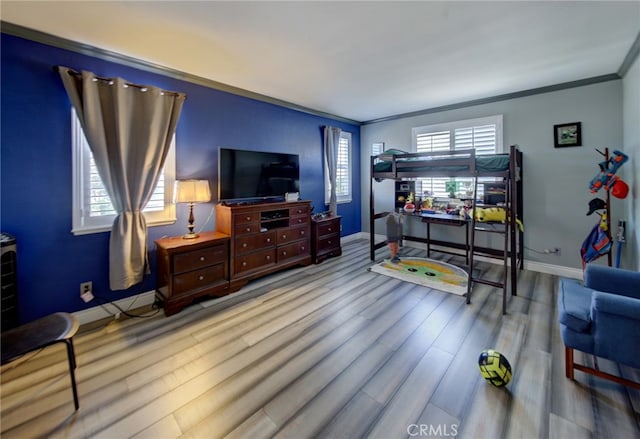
[174,179,211,239]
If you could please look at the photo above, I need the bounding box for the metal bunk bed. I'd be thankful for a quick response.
[369,144,523,314]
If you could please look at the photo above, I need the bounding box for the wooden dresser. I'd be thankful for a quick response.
[216,200,312,290]
[155,231,230,316]
[311,215,342,263]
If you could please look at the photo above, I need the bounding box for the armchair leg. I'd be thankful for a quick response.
[564,346,640,389]
[565,346,575,380]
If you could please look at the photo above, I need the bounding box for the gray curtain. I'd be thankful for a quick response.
[58,67,186,290]
[323,125,342,215]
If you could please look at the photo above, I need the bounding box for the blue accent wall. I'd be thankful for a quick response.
[0,33,361,322]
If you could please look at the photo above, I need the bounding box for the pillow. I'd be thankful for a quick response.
[378,148,410,161]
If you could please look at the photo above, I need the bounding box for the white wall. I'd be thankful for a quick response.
[622,55,640,271]
[361,80,637,270]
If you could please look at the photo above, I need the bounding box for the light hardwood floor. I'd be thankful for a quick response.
[1,238,639,438]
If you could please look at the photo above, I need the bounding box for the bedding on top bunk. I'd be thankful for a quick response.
[373,149,510,174]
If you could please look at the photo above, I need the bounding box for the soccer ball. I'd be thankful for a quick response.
[478,349,512,387]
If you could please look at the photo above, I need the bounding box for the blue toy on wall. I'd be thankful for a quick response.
[589,150,628,195]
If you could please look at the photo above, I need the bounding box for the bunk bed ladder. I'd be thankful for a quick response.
[466,173,511,315]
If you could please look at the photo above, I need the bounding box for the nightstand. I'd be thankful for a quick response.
[155,231,230,316]
[311,215,342,264]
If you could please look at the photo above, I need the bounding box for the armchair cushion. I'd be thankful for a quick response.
[558,277,592,333]
[591,291,640,369]
[592,290,640,320]
[584,264,640,299]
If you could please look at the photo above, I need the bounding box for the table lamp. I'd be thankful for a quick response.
[174,179,211,239]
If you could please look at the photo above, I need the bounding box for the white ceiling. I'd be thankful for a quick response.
[2,1,639,122]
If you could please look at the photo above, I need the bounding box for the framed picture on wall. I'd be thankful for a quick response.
[554,122,582,148]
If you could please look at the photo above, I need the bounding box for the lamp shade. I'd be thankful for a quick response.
[174,179,211,204]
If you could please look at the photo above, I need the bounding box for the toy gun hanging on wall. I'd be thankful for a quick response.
[589,150,629,194]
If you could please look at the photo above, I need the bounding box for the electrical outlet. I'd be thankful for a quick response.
[80,281,94,302]
[543,247,561,255]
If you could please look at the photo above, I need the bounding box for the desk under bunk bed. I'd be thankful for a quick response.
[369,144,523,314]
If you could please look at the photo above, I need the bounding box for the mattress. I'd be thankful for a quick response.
[373,153,510,174]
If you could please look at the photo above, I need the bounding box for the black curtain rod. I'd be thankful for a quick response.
[53,66,185,98]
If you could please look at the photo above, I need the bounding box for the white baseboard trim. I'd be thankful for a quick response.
[522,261,583,280]
[73,290,157,326]
[366,232,583,280]
[341,232,369,243]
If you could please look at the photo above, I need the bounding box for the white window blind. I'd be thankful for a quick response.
[412,115,503,199]
[71,109,176,235]
[371,142,384,156]
[325,131,352,204]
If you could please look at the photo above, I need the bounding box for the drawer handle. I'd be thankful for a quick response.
[243,243,248,248]
[282,251,287,256]
[328,227,332,232]
[282,234,287,239]
[297,209,302,214]
[266,255,271,261]
[246,216,251,221]
[297,219,302,223]
[300,231,305,235]
[242,261,247,267]
[246,227,251,232]
[301,246,306,251]
[200,256,205,261]
[328,240,332,245]
[199,275,204,281]
[266,238,271,243]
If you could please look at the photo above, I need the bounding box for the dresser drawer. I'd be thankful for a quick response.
[234,223,261,235]
[235,248,277,274]
[278,239,310,262]
[234,212,259,224]
[289,205,310,217]
[277,225,308,245]
[235,231,276,255]
[289,215,309,227]
[318,235,340,251]
[173,263,226,295]
[317,219,340,237]
[174,245,226,274]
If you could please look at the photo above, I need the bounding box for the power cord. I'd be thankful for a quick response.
[525,245,560,255]
[92,294,161,319]
[197,204,216,234]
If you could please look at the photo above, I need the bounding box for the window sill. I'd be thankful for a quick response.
[71,217,177,236]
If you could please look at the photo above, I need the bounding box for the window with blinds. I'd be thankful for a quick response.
[371,142,384,156]
[325,131,352,204]
[71,109,176,235]
[412,115,503,199]
[86,157,166,217]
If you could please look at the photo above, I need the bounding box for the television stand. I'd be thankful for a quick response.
[220,197,287,207]
[215,200,312,291]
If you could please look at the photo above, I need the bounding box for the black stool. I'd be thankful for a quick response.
[1,312,80,410]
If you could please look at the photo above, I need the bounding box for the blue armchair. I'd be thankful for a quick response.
[558,264,640,389]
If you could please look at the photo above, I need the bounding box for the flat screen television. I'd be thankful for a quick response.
[218,148,300,202]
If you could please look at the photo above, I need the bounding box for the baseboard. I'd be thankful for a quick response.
[367,232,583,279]
[341,232,369,243]
[72,290,157,326]
[522,260,583,280]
